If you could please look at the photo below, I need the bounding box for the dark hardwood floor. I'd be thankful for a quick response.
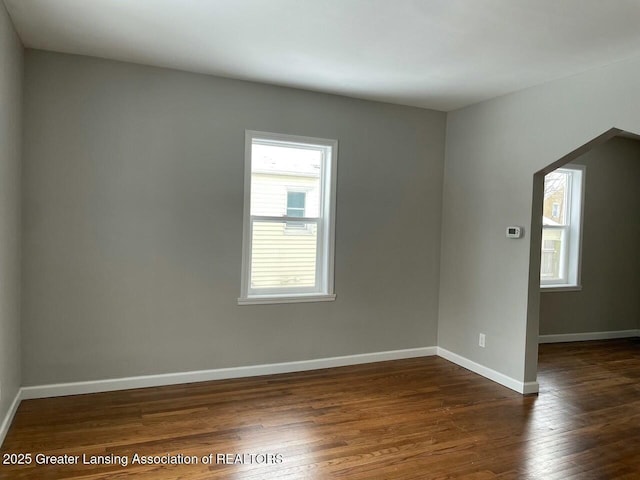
[1,338,639,479]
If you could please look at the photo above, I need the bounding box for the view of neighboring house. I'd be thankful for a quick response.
[249,143,322,290]
[541,169,570,281]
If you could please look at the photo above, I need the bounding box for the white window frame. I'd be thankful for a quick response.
[238,130,338,305]
[540,165,585,291]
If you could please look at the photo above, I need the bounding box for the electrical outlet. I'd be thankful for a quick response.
[479,333,486,348]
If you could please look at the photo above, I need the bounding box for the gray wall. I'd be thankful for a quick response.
[540,137,640,335]
[0,3,22,421]
[440,55,640,385]
[22,50,446,386]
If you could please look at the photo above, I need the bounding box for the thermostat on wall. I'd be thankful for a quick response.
[506,226,523,239]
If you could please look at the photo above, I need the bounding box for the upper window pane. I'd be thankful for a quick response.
[250,142,321,218]
[543,171,569,226]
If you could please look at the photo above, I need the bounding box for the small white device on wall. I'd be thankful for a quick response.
[506,226,523,238]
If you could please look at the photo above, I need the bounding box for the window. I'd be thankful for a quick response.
[540,166,585,289]
[285,190,307,230]
[286,191,306,218]
[239,131,337,304]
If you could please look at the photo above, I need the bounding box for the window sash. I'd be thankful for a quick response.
[248,216,323,296]
[540,225,569,284]
[251,215,318,223]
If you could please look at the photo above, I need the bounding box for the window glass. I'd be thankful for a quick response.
[540,166,584,288]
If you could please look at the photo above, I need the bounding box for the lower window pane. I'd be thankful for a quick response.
[251,221,317,289]
[541,228,564,281]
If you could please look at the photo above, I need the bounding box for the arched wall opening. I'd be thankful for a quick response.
[525,127,640,386]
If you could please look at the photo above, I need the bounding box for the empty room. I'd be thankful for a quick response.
[1,1,639,478]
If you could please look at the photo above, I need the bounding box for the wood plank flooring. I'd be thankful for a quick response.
[1,338,639,479]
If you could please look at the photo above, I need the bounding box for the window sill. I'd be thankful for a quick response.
[238,294,336,305]
[540,285,582,293]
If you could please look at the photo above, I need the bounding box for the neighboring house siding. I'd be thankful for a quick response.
[543,190,565,224]
[250,173,319,288]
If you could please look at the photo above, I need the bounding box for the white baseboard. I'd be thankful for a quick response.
[539,329,640,344]
[21,346,438,400]
[437,347,539,395]
[0,389,23,447]
[1,344,542,444]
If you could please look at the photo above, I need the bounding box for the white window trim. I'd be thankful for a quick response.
[239,130,338,305]
[540,165,585,290]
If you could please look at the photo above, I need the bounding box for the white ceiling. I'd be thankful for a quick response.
[5,0,640,111]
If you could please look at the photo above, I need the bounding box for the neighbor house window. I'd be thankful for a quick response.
[239,131,337,304]
[540,166,585,289]
[285,190,307,230]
